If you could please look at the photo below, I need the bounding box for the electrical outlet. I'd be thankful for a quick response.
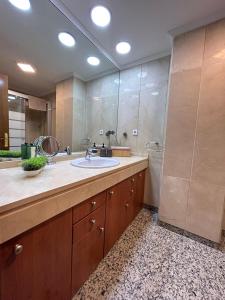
[132,129,138,136]
[99,129,104,135]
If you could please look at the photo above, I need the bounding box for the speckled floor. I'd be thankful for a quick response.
[73,209,225,300]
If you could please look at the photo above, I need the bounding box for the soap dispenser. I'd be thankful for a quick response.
[100,143,107,157]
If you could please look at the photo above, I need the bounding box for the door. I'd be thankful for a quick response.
[0,209,72,300]
[0,74,9,149]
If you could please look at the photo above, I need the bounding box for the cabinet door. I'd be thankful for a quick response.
[104,183,123,255]
[120,178,134,233]
[135,170,146,214]
[0,210,72,300]
[104,178,134,255]
[72,204,105,295]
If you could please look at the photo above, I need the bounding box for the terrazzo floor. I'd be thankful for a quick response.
[73,209,225,300]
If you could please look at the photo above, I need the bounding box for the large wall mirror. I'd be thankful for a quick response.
[0,0,119,160]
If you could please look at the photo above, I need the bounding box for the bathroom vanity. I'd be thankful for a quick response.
[0,156,148,299]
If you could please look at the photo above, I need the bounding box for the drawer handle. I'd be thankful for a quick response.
[91,201,97,207]
[125,203,129,208]
[139,173,142,177]
[14,244,23,255]
[132,178,135,182]
[130,189,134,193]
[90,219,96,225]
[98,227,104,233]
[109,190,114,195]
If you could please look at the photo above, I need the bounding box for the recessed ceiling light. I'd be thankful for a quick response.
[58,32,76,47]
[116,42,131,55]
[8,0,31,11]
[17,63,36,73]
[87,56,100,66]
[91,6,111,27]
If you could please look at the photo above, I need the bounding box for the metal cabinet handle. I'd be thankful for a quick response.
[90,219,96,224]
[130,189,134,193]
[139,173,142,177]
[132,178,135,182]
[98,227,104,233]
[14,244,23,255]
[125,203,129,208]
[109,190,114,195]
[91,201,96,207]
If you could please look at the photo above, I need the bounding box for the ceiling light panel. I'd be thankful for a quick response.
[91,6,111,27]
[8,0,31,11]
[116,42,131,54]
[58,32,76,47]
[17,63,36,73]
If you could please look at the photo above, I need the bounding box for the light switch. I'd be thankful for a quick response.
[99,129,104,135]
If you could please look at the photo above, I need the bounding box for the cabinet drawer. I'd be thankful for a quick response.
[73,204,106,244]
[72,191,106,224]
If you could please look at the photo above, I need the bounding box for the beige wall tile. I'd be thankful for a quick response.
[192,62,225,186]
[163,69,201,178]
[141,56,170,90]
[148,152,163,207]
[172,27,205,73]
[56,78,73,150]
[117,92,140,152]
[119,66,141,93]
[204,19,225,64]
[186,180,225,242]
[137,84,168,154]
[159,176,189,229]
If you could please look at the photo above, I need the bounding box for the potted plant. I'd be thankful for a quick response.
[0,150,21,161]
[22,156,47,177]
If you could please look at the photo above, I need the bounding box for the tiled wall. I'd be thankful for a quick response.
[86,72,119,146]
[86,56,170,207]
[56,77,87,151]
[159,19,225,242]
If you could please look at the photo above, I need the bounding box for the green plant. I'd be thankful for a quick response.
[22,156,47,171]
[0,150,21,158]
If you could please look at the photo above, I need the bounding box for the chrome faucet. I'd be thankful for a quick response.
[65,146,71,155]
[85,144,98,160]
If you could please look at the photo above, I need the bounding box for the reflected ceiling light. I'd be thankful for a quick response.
[87,56,100,66]
[116,42,131,54]
[17,63,36,73]
[91,6,111,27]
[8,0,31,11]
[58,32,76,47]
[151,91,159,96]
[8,95,16,100]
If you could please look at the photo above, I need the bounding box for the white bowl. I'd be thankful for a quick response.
[23,168,43,177]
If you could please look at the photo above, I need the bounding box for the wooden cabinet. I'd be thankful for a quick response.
[134,170,146,216]
[72,204,106,294]
[0,209,72,300]
[0,170,146,299]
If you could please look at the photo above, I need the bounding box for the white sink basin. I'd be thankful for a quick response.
[71,157,120,169]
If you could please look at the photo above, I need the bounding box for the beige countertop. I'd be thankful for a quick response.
[0,156,148,214]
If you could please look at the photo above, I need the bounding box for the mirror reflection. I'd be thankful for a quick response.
[0,0,119,161]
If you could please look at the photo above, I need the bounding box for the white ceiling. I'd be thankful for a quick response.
[0,0,117,97]
[55,0,225,69]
